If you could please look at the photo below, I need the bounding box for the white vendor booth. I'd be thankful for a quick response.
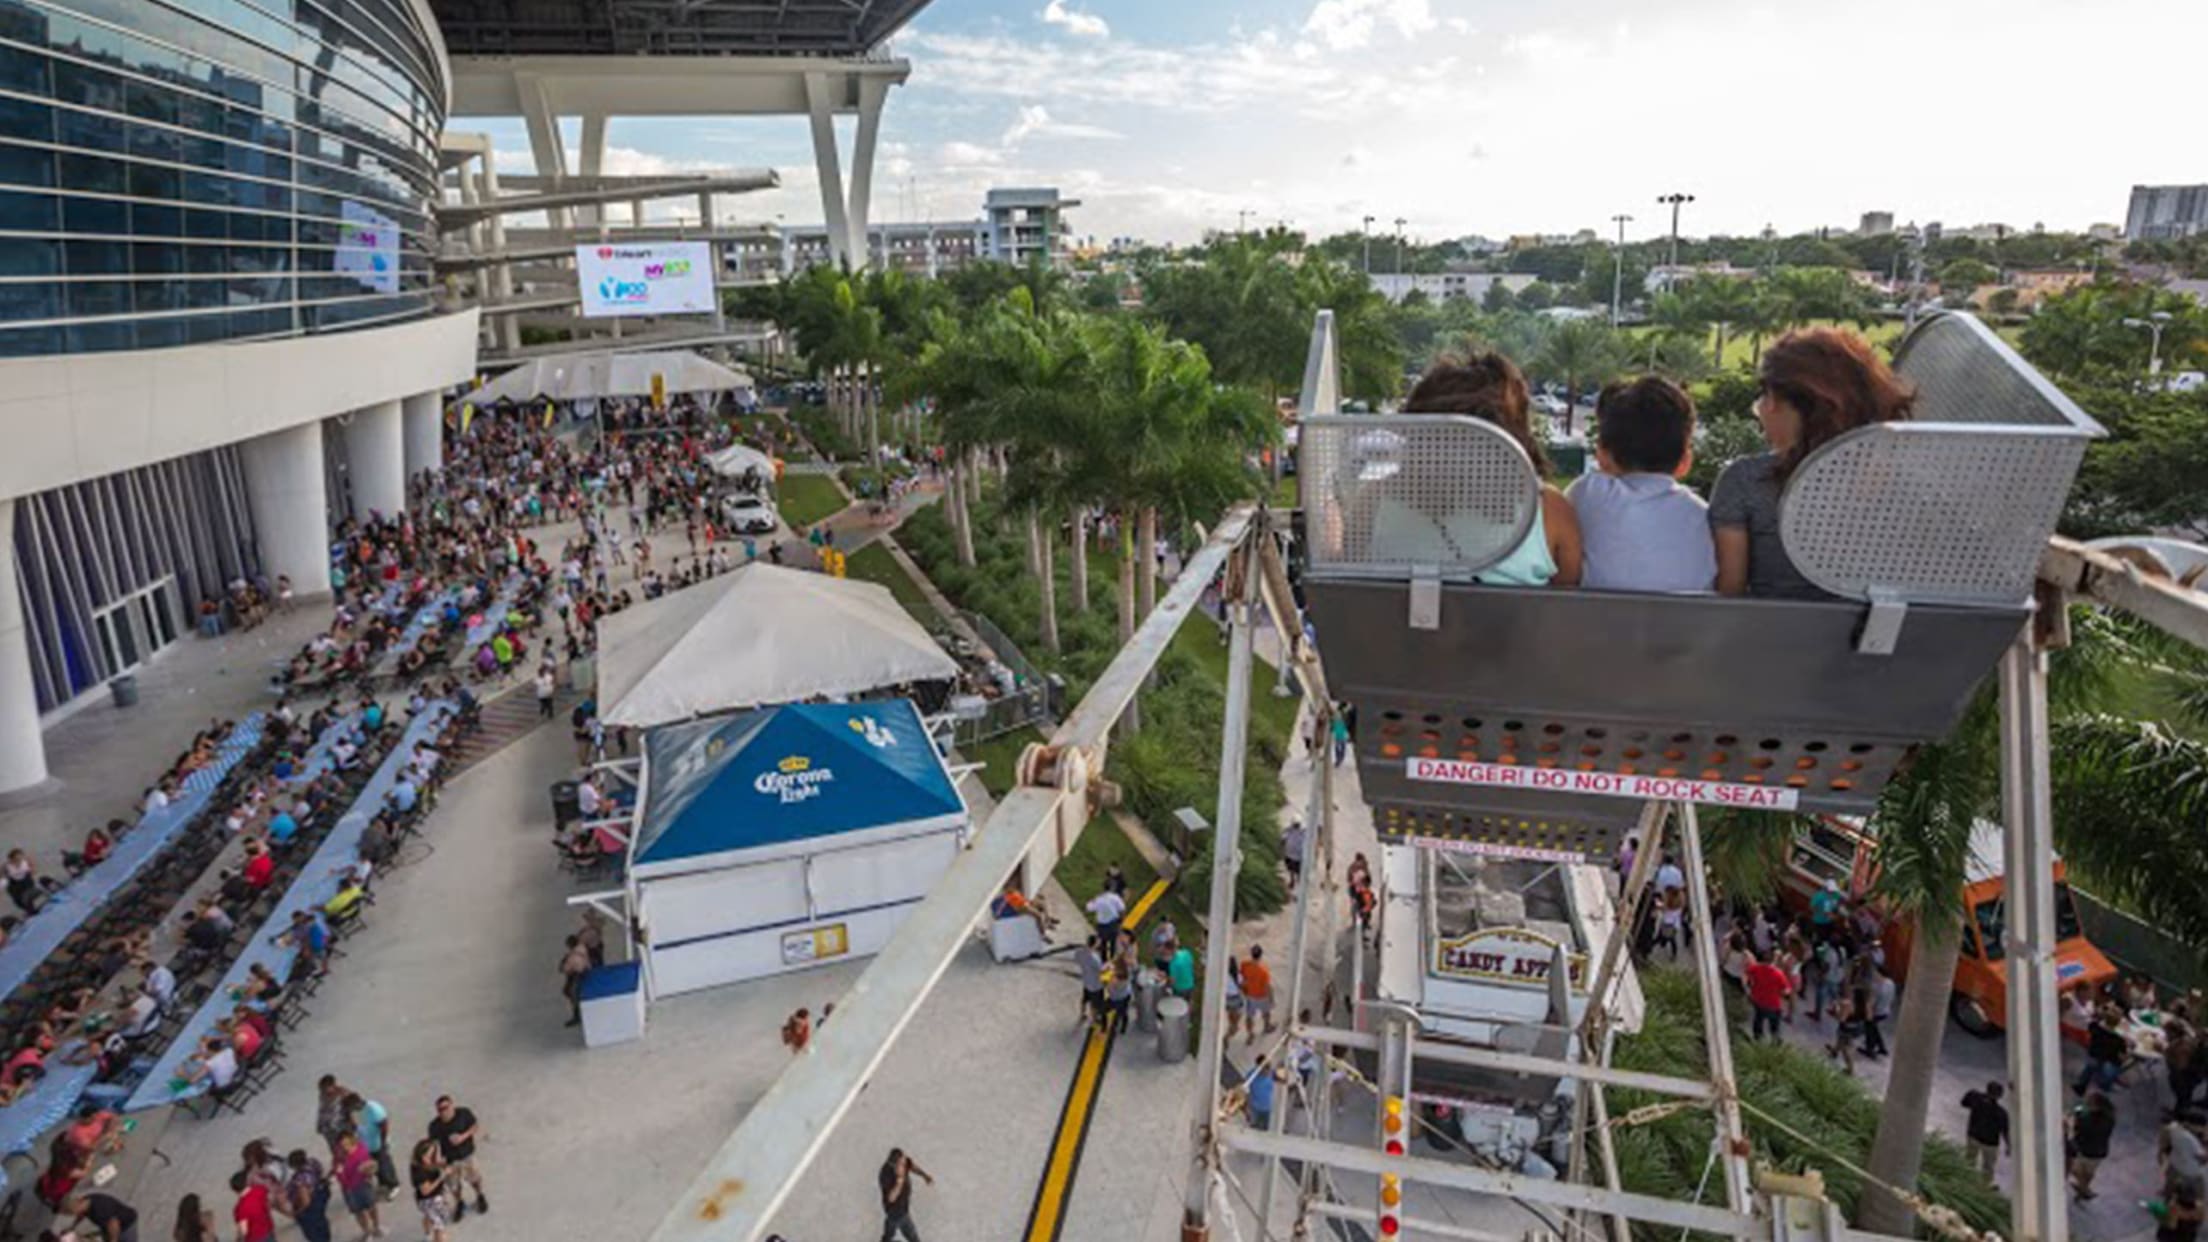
[626,698,969,999]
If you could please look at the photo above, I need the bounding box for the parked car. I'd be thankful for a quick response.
[719,493,780,535]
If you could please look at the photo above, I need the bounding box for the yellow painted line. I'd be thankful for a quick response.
[1022,878,1171,1242]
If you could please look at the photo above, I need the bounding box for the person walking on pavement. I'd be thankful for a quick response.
[559,935,591,1028]
[1960,1081,2010,1178]
[1281,821,1306,893]
[315,1075,352,1161]
[1073,936,1105,1030]
[1859,963,1895,1059]
[1241,946,1276,1045]
[534,663,557,719]
[2068,1089,2116,1200]
[426,1096,488,1219]
[878,1147,932,1242]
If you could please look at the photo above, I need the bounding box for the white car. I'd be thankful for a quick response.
[719,493,780,535]
[1531,393,1568,416]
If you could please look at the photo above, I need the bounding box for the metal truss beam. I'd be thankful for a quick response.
[643,505,1257,1242]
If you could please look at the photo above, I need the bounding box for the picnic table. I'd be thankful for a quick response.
[0,715,266,1004]
[124,704,452,1113]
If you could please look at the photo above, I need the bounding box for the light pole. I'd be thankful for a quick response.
[1237,208,1252,235]
[1610,213,1633,326]
[2123,311,2175,375]
[1393,217,1406,274]
[1657,191,1695,271]
[1361,214,1375,275]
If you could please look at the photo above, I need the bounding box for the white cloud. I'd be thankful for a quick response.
[1301,0,1437,51]
[937,140,1006,168]
[1041,0,1109,38]
[1001,105,1123,147]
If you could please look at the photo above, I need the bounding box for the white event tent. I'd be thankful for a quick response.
[595,563,958,728]
[706,443,778,479]
[470,349,754,405]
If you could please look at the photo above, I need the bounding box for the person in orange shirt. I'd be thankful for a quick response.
[1240,946,1276,1044]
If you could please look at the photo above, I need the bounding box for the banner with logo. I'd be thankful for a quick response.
[1431,926,1587,991]
[576,241,716,319]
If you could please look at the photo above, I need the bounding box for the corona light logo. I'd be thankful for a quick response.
[597,247,614,259]
[755,754,833,804]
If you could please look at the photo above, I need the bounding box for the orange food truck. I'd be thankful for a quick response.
[1779,816,2116,1037]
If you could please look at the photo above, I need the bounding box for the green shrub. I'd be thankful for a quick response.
[1611,971,2008,1240]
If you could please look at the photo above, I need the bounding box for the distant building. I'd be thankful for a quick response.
[765,218,990,278]
[985,188,1078,266]
[1368,272,1536,305]
[2127,185,2208,240]
[2087,223,2125,243]
[1858,211,1895,236]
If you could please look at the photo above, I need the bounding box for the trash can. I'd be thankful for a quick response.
[109,674,139,708]
[1135,969,1162,1034]
[551,781,581,830]
[1156,996,1190,1063]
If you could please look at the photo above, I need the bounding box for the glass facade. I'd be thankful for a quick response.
[0,0,446,356]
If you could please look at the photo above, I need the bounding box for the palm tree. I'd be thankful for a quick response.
[1683,277,1753,370]
[1643,291,1704,369]
[1531,318,1624,438]
[1857,608,2175,1233]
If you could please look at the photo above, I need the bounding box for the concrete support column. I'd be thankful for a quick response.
[475,158,520,353]
[0,499,50,798]
[577,113,607,226]
[803,72,851,270]
[240,422,331,596]
[519,77,570,231]
[847,73,889,268]
[401,392,443,485]
[342,400,405,519]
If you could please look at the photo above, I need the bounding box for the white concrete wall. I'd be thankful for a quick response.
[0,310,478,504]
[402,391,443,481]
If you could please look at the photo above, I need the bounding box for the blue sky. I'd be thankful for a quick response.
[455,0,2207,246]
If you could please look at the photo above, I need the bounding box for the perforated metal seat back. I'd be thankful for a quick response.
[1298,415,1539,580]
[1308,581,2026,859]
[1781,312,2102,606]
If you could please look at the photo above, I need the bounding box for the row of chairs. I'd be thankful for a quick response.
[177,705,472,1123]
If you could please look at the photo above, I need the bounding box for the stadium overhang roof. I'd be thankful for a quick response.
[427,0,933,59]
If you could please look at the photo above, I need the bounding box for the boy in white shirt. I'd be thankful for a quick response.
[1565,376,1718,592]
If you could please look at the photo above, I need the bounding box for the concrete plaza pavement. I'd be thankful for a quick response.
[115,690,1201,1242]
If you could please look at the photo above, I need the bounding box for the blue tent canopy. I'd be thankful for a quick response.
[633,699,964,876]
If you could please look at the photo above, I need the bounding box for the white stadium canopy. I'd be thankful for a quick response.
[469,349,754,405]
[595,563,957,727]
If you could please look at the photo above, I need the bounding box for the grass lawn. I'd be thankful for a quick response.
[1168,620,1303,747]
[775,473,846,529]
[1270,474,1298,508]
[843,542,935,623]
[960,727,1036,799]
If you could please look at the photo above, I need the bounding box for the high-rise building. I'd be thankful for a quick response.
[0,0,478,792]
[1858,211,1895,236]
[984,188,1078,267]
[2126,185,2208,240]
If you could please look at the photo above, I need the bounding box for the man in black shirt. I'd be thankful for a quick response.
[63,1190,139,1242]
[878,1147,932,1242]
[1961,1081,2010,1178]
[427,1095,488,1218]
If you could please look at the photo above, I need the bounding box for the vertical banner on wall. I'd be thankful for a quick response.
[576,242,716,319]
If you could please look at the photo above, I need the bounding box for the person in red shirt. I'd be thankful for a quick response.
[232,1171,276,1242]
[241,842,275,890]
[1239,946,1276,1045]
[1743,951,1792,1042]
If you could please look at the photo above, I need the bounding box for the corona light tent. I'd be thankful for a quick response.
[625,698,967,998]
